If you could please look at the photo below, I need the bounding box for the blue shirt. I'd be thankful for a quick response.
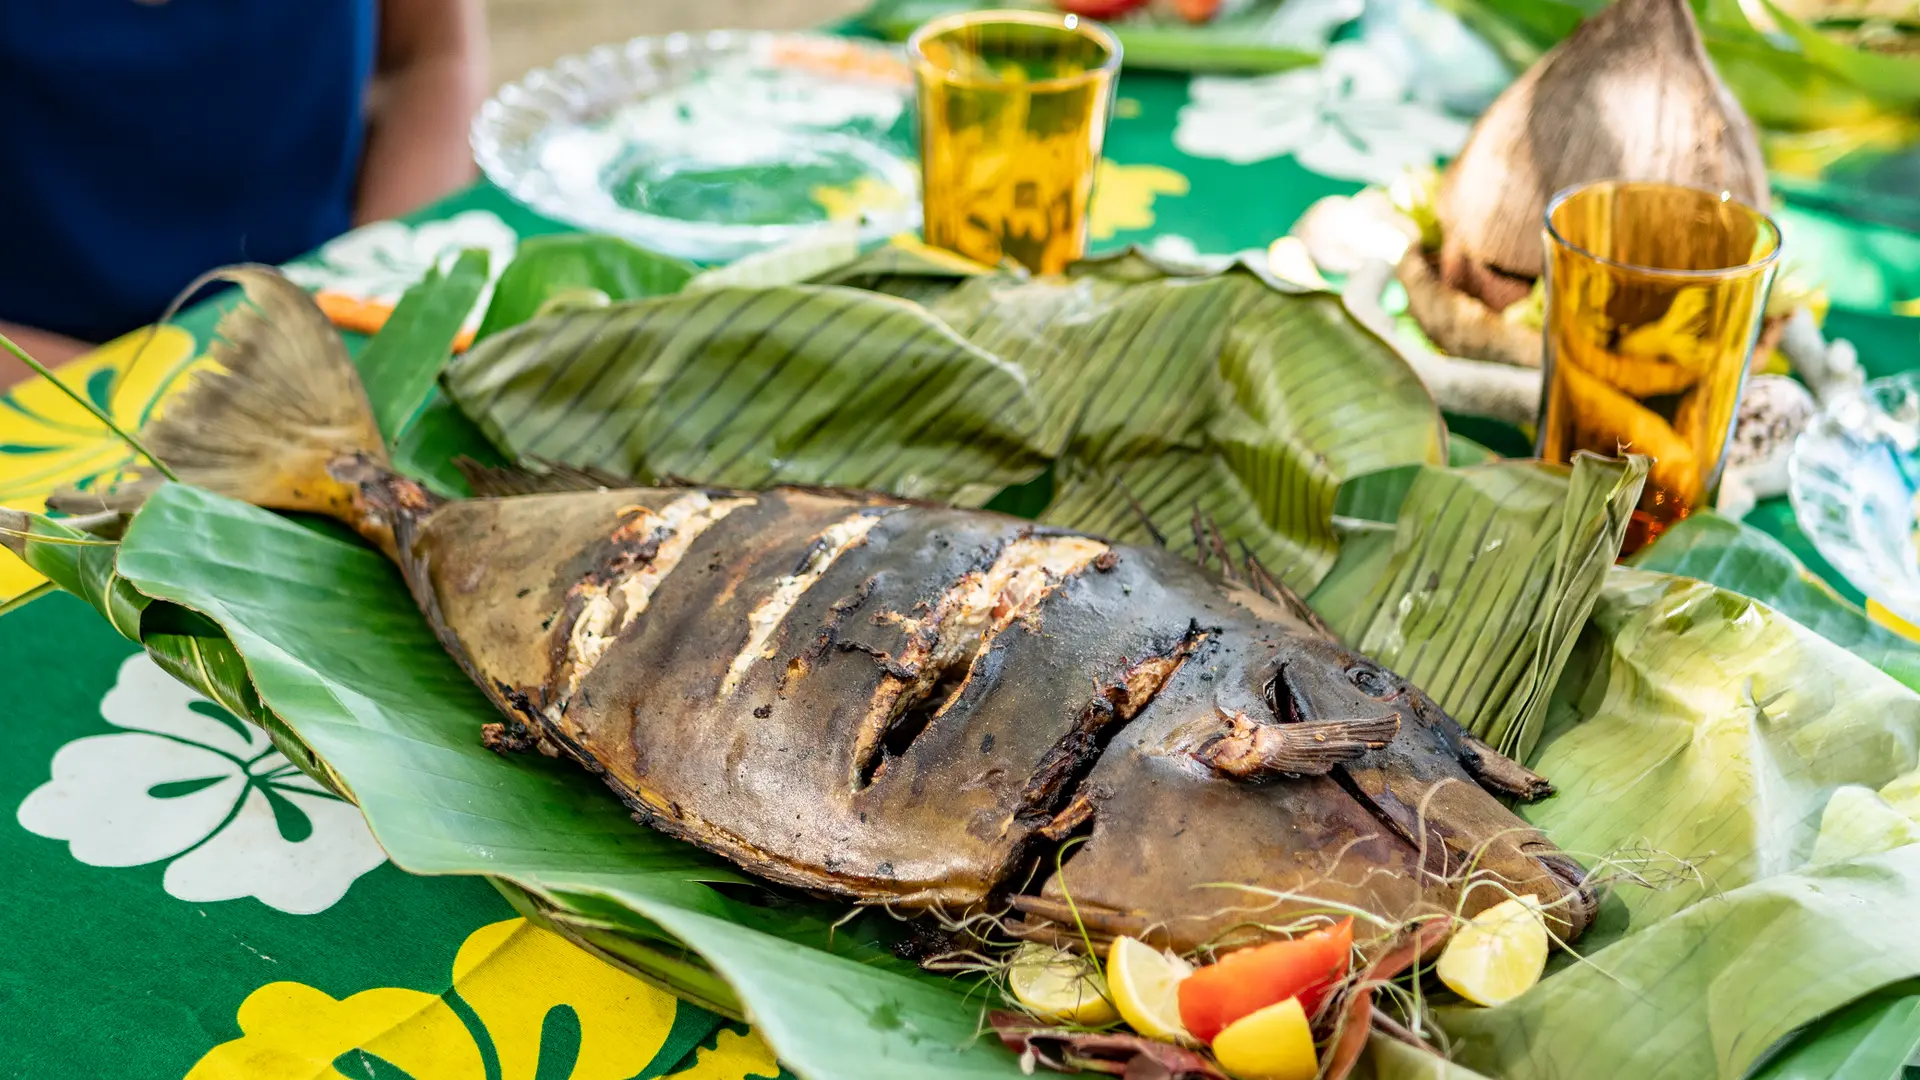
[0,0,376,342]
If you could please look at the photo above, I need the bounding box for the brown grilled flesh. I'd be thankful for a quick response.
[368,473,1593,954]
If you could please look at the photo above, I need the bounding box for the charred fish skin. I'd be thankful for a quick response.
[401,476,1591,950]
[403,486,678,737]
[504,491,1216,907]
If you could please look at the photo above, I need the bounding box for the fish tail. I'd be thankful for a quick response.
[54,265,408,548]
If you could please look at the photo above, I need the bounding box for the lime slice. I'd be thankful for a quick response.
[1437,894,1549,1006]
[1007,943,1117,1025]
[1105,936,1194,1043]
[1210,996,1319,1080]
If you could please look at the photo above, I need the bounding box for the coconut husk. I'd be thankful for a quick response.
[1398,248,1543,369]
[1437,0,1770,303]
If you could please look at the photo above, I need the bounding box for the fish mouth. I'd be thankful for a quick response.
[1263,663,1311,724]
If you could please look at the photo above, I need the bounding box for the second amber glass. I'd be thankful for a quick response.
[909,11,1120,274]
[1538,180,1781,553]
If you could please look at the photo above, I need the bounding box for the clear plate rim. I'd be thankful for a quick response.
[470,28,922,261]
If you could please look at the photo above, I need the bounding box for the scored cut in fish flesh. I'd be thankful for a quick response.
[59,268,1595,956]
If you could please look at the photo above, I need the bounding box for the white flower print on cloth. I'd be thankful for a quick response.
[17,654,385,914]
[282,209,518,327]
[1173,39,1472,184]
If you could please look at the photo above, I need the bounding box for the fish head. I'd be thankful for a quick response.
[1258,634,1421,728]
[1256,633,1597,941]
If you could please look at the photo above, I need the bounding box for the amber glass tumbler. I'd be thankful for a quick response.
[1538,180,1781,552]
[909,10,1120,274]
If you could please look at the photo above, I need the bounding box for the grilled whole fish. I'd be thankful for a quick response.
[74,269,1594,954]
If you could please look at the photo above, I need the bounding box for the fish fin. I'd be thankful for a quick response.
[52,265,387,522]
[1458,731,1555,801]
[1198,713,1400,779]
[454,457,638,498]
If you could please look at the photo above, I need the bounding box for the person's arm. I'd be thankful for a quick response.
[0,320,91,388]
[353,0,489,225]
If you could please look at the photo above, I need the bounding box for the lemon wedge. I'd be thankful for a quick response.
[1210,996,1318,1080]
[1437,894,1549,1006]
[1106,936,1194,1043]
[1007,943,1117,1025]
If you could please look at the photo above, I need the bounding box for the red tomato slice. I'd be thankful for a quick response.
[1053,0,1150,18]
[1176,918,1354,1044]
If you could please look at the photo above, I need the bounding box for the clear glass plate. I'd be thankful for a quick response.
[473,31,921,263]
[1789,371,1920,623]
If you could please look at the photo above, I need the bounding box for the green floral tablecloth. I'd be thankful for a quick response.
[2,49,1915,1079]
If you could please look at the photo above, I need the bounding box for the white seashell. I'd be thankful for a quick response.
[1717,374,1817,518]
[1292,191,1420,277]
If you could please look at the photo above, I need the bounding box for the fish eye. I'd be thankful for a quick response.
[1349,666,1395,698]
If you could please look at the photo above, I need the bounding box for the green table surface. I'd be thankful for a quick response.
[1,56,1915,1080]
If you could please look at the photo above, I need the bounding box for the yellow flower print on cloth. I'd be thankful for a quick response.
[812,175,913,224]
[187,917,782,1080]
[674,1028,782,1080]
[1089,161,1189,241]
[0,325,206,604]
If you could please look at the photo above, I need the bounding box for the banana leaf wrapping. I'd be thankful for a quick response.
[14,238,1920,1078]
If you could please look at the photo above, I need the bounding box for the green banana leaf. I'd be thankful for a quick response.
[1747,981,1920,1080]
[855,0,1323,74]
[808,238,991,305]
[684,222,864,292]
[1361,962,1920,1080]
[1310,455,1645,758]
[1441,844,1920,1080]
[1360,1033,1497,1079]
[474,234,697,343]
[1522,568,1920,933]
[1764,0,1920,110]
[354,249,490,443]
[0,508,340,794]
[387,394,505,499]
[935,252,1447,588]
[1629,511,1920,693]
[446,284,1053,509]
[0,511,143,640]
[446,250,1448,594]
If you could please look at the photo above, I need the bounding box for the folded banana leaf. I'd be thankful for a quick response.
[445,248,1447,595]
[1310,456,1644,759]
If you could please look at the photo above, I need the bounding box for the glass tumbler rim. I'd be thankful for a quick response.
[1544,179,1783,282]
[907,9,1123,93]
